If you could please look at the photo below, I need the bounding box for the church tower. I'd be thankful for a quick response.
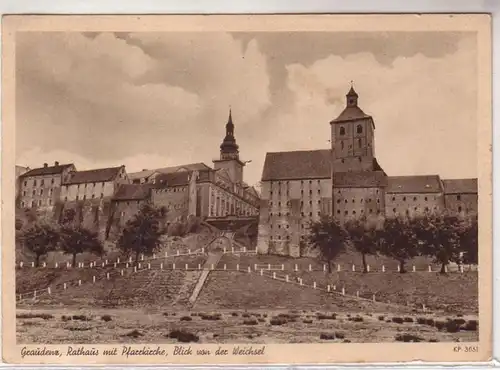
[330,84,376,173]
[213,109,245,184]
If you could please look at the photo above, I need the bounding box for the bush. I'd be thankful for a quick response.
[61,315,71,322]
[425,318,435,326]
[434,321,446,330]
[270,317,288,326]
[16,313,53,320]
[242,313,251,318]
[258,318,266,323]
[320,333,336,340]
[180,316,193,321]
[231,312,239,317]
[72,315,91,321]
[378,315,385,321]
[462,320,478,331]
[200,313,222,321]
[303,319,313,324]
[317,313,336,320]
[453,318,466,325]
[168,329,199,343]
[351,316,363,322]
[395,333,424,342]
[429,339,439,342]
[392,317,404,324]
[343,339,351,343]
[335,332,345,339]
[163,313,169,317]
[445,320,461,333]
[243,319,258,325]
[416,317,427,325]
[124,329,143,338]
[403,317,414,323]
[101,315,112,322]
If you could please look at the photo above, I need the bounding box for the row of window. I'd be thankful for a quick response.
[388,195,438,202]
[23,178,56,187]
[64,193,104,201]
[22,188,54,197]
[66,182,107,190]
[270,189,322,197]
[270,179,323,187]
[21,199,53,208]
[339,124,363,136]
[339,139,364,151]
[336,209,378,215]
[336,198,379,204]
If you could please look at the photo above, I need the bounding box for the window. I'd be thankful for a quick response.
[337,199,340,204]
[269,201,273,206]
[414,207,417,211]
[41,179,44,186]
[341,141,345,150]
[76,195,79,201]
[23,181,27,186]
[100,193,104,199]
[358,138,362,148]
[425,207,429,212]
[352,199,355,203]
[38,200,42,207]
[424,197,428,201]
[458,206,462,212]
[393,208,396,213]
[51,179,55,185]
[40,189,44,196]
[344,210,348,215]
[345,199,348,203]
[102,182,105,187]
[278,201,281,206]
[369,209,373,214]
[337,210,340,214]
[317,189,320,194]
[286,225,289,229]
[278,212,281,216]
[278,225,281,229]
[309,190,312,195]
[356,124,363,134]
[32,190,36,196]
[23,191,26,196]
[413,197,417,201]
[92,194,95,199]
[64,197,68,201]
[309,201,312,205]
[403,196,406,201]
[353,210,356,215]
[317,200,321,204]
[21,201,25,207]
[34,180,37,186]
[301,212,304,217]
[309,212,312,217]
[48,199,52,206]
[340,126,345,135]
[31,201,35,208]
[457,195,461,201]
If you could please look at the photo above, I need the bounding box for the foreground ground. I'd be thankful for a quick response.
[16,307,478,344]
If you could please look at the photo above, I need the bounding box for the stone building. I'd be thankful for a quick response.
[18,162,75,209]
[113,110,260,226]
[257,85,479,257]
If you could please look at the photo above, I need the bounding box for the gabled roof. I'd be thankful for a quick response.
[128,163,211,181]
[331,106,371,124]
[262,149,331,181]
[154,171,192,187]
[64,166,124,185]
[386,175,443,194]
[113,184,153,201]
[333,171,387,188]
[442,178,478,194]
[21,163,74,178]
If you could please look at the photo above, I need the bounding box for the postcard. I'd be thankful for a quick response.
[2,14,492,364]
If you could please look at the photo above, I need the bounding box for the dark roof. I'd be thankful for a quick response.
[128,163,211,181]
[113,184,153,201]
[442,178,478,194]
[154,171,192,187]
[21,163,74,178]
[64,166,123,185]
[386,175,443,194]
[261,150,332,181]
[331,106,371,123]
[333,171,388,188]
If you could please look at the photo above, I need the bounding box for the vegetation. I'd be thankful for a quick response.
[59,225,104,267]
[116,204,167,264]
[344,215,382,273]
[19,221,60,267]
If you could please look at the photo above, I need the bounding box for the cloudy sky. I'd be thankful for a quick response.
[16,31,477,186]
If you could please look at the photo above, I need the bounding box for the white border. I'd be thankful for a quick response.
[0,0,497,368]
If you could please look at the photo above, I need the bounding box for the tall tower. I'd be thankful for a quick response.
[330,84,376,173]
[213,109,245,183]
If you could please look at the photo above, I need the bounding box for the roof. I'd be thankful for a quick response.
[21,163,74,178]
[333,171,388,188]
[154,171,192,187]
[331,106,371,123]
[64,166,123,185]
[128,163,211,181]
[386,175,443,194]
[261,149,331,181]
[113,184,153,201]
[442,178,478,194]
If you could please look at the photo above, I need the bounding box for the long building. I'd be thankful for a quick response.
[257,86,478,257]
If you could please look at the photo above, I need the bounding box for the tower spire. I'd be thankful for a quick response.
[346,82,358,107]
[220,108,239,160]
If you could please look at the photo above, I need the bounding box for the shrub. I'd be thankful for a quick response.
[463,320,478,331]
[395,334,424,342]
[67,326,92,331]
[231,312,239,317]
[72,315,91,321]
[416,317,427,325]
[429,339,439,342]
[163,313,169,317]
[317,313,336,320]
[320,333,336,340]
[101,315,112,322]
[403,317,414,323]
[16,313,53,320]
[425,318,435,326]
[242,313,251,318]
[303,319,313,324]
[335,332,345,339]
[445,320,461,333]
[61,315,71,322]
[434,321,446,330]
[200,313,222,321]
[180,316,193,322]
[351,316,363,322]
[243,319,258,325]
[385,320,392,323]
[168,329,199,343]
[263,314,268,318]
[270,317,288,326]
[343,339,351,343]
[258,318,266,323]
[392,317,404,324]
[124,329,143,338]
[378,315,385,321]
[454,318,466,325]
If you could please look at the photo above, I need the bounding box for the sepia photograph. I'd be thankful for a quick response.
[2,14,492,365]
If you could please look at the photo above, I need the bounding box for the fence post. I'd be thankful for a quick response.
[243,246,246,252]
[223,247,227,254]
[120,269,124,276]
[236,264,240,271]
[428,265,432,272]
[78,280,82,286]
[372,294,376,302]
[201,247,204,254]
[232,246,235,253]
[165,251,168,258]
[397,265,401,272]
[173,263,176,270]
[114,263,117,268]
[129,257,132,263]
[134,266,137,273]
[210,264,214,270]
[141,254,144,261]
[313,282,317,289]
[323,264,326,272]
[412,265,416,272]
[333,285,336,291]
[67,262,71,269]
[422,303,426,312]
[160,263,164,270]
[382,265,385,272]
[126,263,129,268]
[268,263,271,271]
[177,250,180,256]
[117,258,120,264]
[309,264,312,272]
[342,287,345,295]
[55,262,58,268]
[367,265,370,272]
[273,272,276,279]
[352,264,355,272]
[43,262,46,268]
[185,264,188,270]
[32,262,35,268]
[93,276,96,283]
[64,283,67,290]
[33,291,36,299]
[445,265,448,273]
[282,264,285,271]
[337,264,341,272]
[247,266,251,273]
[105,259,108,265]
[356,291,359,298]
[223,264,227,271]
[138,263,142,269]
[286,275,289,282]
[299,278,303,286]
[327,284,331,292]
[254,264,257,271]
[47,287,51,295]
[106,272,110,280]
[198,264,201,270]
[102,262,105,268]
[260,269,263,276]
[148,263,151,270]
[153,254,156,260]
[294,264,298,272]
[460,265,464,273]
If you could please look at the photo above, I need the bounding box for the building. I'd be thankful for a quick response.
[113,110,260,226]
[257,85,478,257]
[17,162,75,209]
[60,165,130,202]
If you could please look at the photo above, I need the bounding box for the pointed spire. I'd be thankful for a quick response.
[227,107,233,126]
[220,107,239,160]
[346,82,358,107]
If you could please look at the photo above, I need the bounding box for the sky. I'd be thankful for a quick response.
[16,31,477,186]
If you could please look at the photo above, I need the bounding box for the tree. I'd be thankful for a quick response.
[117,204,167,264]
[378,216,421,273]
[460,214,478,265]
[19,221,60,267]
[306,215,349,273]
[59,224,104,267]
[344,215,383,273]
[418,213,462,273]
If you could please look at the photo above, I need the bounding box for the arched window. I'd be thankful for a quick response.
[356,124,363,134]
[341,141,345,150]
[358,138,362,148]
[340,127,345,136]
